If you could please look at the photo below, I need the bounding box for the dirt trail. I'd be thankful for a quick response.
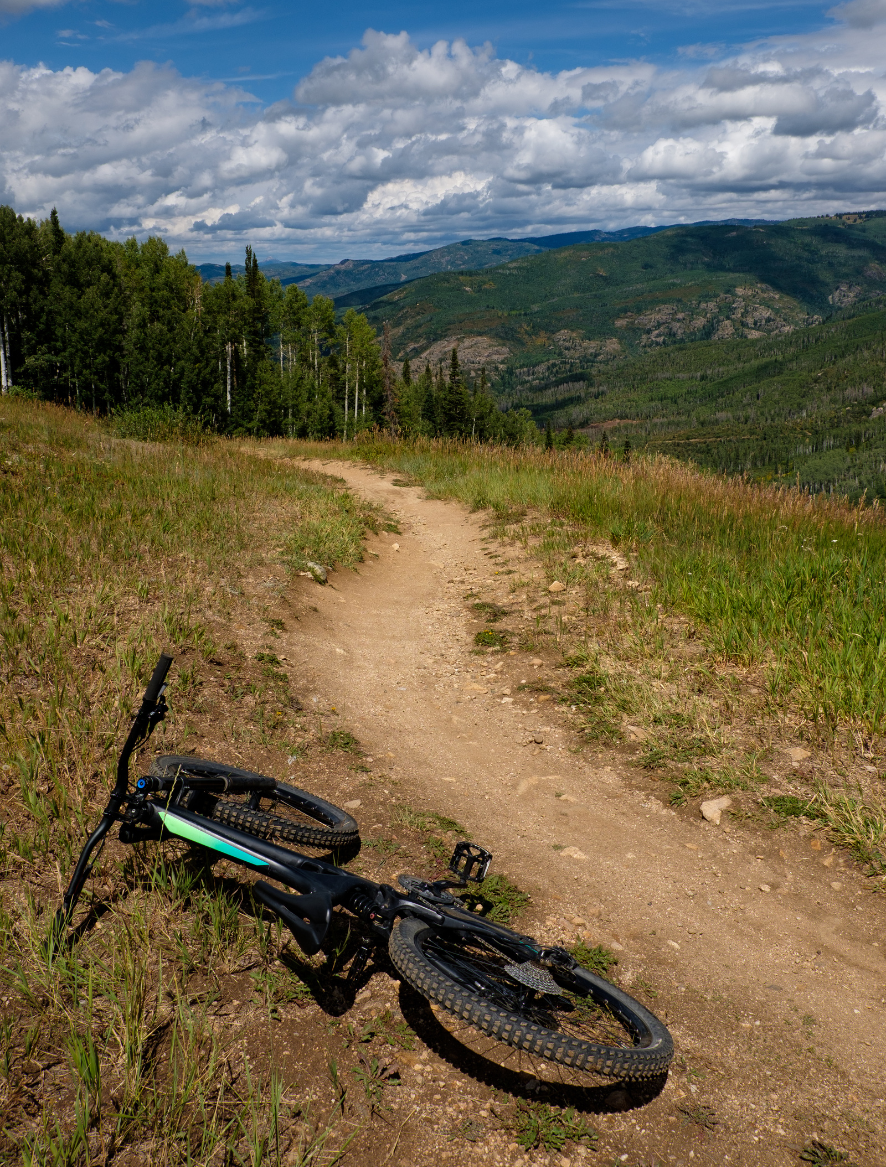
[286,459,884,1166]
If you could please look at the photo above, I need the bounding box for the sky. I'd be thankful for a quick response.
[2,0,886,261]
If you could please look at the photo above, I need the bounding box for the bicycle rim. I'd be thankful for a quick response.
[149,757,359,849]
[390,918,672,1087]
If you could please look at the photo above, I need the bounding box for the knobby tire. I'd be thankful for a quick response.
[389,917,673,1081]
[149,756,359,849]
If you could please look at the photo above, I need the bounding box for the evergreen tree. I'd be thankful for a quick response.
[440,347,470,436]
[0,203,535,445]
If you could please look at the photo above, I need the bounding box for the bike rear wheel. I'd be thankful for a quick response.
[149,756,359,850]
[389,917,672,1084]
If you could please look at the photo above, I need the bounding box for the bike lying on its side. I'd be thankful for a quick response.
[56,654,674,1088]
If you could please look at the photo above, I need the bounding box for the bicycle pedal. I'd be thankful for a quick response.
[449,841,492,884]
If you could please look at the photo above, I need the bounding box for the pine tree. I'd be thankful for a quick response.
[440,347,470,436]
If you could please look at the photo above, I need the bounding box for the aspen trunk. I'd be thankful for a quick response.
[0,315,8,393]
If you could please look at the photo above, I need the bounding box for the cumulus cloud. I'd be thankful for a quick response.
[2,23,886,260]
[827,0,886,28]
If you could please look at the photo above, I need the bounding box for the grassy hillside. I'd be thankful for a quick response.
[0,399,387,1162]
[364,213,886,362]
[294,435,886,735]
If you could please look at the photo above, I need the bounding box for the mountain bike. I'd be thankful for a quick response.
[55,654,674,1087]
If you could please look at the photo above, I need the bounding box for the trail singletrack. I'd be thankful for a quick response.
[284,459,884,1166]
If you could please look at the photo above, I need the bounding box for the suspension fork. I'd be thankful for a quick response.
[52,654,173,940]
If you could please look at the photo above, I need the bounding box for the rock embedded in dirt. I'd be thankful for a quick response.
[548,580,566,592]
[625,724,649,742]
[305,561,327,583]
[786,746,812,762]
[343,799,361,808]
[700,795,733,825]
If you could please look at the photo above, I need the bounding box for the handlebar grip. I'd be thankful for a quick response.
[143,654,173,704]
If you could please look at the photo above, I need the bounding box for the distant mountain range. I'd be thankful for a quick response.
[362,212,886,366]
[195,219,775,304]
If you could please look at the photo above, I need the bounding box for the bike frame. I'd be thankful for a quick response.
[56,654,552,975]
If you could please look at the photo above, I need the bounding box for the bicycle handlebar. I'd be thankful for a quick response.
[143,654,173,705]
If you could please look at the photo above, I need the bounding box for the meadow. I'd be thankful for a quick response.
[0,399,381,1162]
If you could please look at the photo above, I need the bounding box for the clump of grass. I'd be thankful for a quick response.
[394,807,466,835]
[448,1117,485,1143]
[570,941,618,978]
[472,601,509,622]
[351,1053,400,1115]
[569,663,633,742]
[255,651,283,666]
[112,403,210,444]
[763,784,886,876]
[641,711,715,771]
[507,1101,597,1152]
[669,758,763,806]
[762,794,824,820]
[800,1140,859,1166]
[474,628,509,649]
[679,1103,718,1131]
[457,873,530,925]
[326,729,360,753]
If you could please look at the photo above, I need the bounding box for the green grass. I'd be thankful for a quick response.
[456,873,531,925]
[506,1101,597,1152]
[668,760,763,806]
[474,628,510,648]
[0,399,382,1162]
[569,941,619,978]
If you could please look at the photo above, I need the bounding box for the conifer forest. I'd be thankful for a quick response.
[0,205,535,443]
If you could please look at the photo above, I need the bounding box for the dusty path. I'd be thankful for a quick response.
[284,459,884,1166]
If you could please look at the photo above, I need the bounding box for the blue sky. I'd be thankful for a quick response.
[2,0,885,260]
[3,0,839,103]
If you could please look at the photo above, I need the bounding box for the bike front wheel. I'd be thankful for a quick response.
[389,917,672,1085]
[149,756,360,850]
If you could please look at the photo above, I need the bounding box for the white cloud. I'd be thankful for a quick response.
[2,21,886,260]
[827,0,886,28]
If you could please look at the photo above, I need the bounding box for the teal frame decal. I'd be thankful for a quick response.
[157,809,270,867]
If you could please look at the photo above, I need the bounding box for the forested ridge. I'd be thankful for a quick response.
[0,205,535,443]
